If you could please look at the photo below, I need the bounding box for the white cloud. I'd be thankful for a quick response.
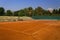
[48,8,53,10]
[48,8,53,13]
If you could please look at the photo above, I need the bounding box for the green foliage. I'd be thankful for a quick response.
[0,6,60,16]
[6,10,13,16]
[14,11,19,16]
[27,7,33,16]
[18,10,25,16]
[58,8,60,14]
[52,9,59,16]
[0,7,5,16]
[35,7,44,15]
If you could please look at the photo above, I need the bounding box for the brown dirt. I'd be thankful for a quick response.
[0,20,60,40]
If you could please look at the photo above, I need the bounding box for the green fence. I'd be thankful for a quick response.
[32,16,60,20]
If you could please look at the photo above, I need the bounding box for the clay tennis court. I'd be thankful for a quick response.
[0,20,60,40]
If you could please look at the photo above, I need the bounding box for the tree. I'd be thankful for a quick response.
[52,9,59,16]
[52,9,56,14]
[27,7,33,16]
[0,7,5,16]
[6,10,13,16]
[18,9,25,16]
[58,8,60,14]
[14,11,19,16]
[35,6,44,15]
[23,8,28,16]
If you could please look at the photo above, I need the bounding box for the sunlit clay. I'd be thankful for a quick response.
[0,20,60,40]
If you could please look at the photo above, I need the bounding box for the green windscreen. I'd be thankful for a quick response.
[32,16,60,20]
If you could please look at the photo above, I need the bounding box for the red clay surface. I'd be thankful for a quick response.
[0,20,60,40]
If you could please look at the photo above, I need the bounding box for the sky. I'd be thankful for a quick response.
[0,0,60,11]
